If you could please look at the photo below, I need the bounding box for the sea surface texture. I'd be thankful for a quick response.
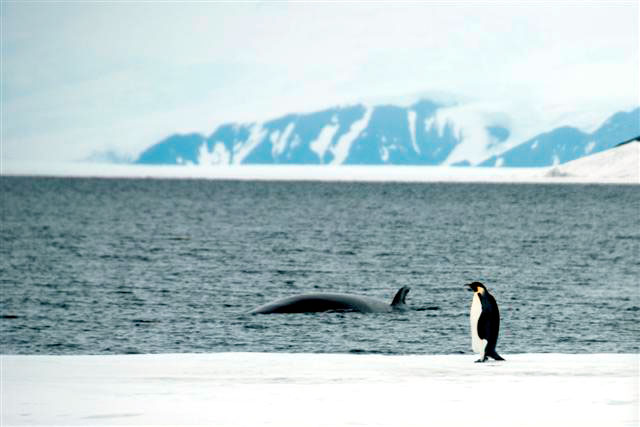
[1,177,638,355]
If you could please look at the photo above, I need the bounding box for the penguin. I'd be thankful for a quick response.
[466,281,505,362]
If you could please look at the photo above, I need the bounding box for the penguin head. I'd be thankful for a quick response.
[466,282,486,294]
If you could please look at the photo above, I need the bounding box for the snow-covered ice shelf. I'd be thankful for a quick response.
[2,353,638,426]
[5,141,638,185]
[546,140,639,183]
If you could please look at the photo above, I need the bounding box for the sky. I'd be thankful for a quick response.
[1,1,638,166]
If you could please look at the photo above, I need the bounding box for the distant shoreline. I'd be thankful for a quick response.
[3,163,638,185]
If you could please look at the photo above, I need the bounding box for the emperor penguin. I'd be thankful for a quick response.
[466,282,505,362]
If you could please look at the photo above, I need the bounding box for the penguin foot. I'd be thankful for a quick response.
[488,351,505,361]
[474,357,488,363]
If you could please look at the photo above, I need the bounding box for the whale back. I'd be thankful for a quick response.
[250,293,388,314]
[251,294,360,314]
[250,287,411,314]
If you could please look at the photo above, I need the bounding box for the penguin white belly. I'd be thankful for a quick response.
[470,294,487,354]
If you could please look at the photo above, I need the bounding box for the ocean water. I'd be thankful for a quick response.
[1,176,638,355]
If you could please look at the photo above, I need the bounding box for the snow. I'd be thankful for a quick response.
[547,141,639,182]
[310,118,339,162]
[1,162,542,182]
[3,162,636,185]
[233,124,267,165]
[329,106,373,165]
[4,142,638,184]
[2,353,637,426]
[198,142,231,166]
[289,134,302,150]
[380,146,390,162]
[407,110,419,154]
[270,123,295,157]
[425,104,508,166]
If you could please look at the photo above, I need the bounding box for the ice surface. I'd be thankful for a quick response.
[4,141,638,184]
[2,353,637,426]
[547,140,639,182]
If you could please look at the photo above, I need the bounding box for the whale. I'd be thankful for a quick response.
[250,286,411,314]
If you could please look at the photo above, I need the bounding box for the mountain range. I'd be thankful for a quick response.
[135,100,639,168]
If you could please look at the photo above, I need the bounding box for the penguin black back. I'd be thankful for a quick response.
[467,282,505,362]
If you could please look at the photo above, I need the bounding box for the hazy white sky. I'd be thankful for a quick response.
[2,1,638,164]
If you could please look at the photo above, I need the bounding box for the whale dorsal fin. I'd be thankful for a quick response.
[391,286,411,307]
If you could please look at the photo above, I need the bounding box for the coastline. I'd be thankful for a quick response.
[2,162,638,185]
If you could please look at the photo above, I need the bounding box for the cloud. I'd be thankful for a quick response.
[1,2,638,164]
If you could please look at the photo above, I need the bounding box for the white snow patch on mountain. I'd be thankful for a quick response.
[233,124,267,164]
[584,140,596,154]
[310,116,339,162]
[330,106,373,165]
[198,142,230,165]
[270,123,295,157]
[380,146,390,162]
[424,105,496,166]
[289,134,301,151]
[424,116,441,137]
[407,110,419,154]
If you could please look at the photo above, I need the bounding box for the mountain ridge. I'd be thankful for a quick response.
[135,100,639,168]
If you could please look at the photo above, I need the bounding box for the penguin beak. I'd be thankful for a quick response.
[465,283,475,292]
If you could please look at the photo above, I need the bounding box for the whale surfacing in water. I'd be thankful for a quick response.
[250,286,411,314]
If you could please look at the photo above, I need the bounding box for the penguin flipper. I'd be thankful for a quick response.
[476,311,492,342]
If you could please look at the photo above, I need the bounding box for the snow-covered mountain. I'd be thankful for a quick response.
[479,108,640,167]
[135,100,639,167]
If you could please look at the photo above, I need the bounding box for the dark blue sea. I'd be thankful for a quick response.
[1,176,638,355]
